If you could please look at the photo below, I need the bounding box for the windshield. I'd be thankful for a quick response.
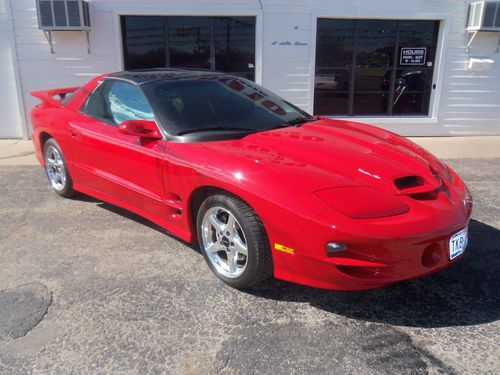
[141,76,313,135]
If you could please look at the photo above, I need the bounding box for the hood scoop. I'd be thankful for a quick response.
[394,175,424,191]
[393,174,442,199]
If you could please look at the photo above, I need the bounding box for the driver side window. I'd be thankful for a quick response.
[83,80,155,126]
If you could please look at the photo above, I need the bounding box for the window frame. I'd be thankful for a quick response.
[308,13,448,124]
[313,18,439,118]
[112,8,263,85]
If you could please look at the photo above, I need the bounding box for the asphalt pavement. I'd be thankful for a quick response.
[0,159,499,374]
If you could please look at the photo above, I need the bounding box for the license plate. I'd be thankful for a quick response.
[449,227,468,260]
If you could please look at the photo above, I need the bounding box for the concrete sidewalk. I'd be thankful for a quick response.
[0,140,37,166]
[1,136,500,166]
[410,136,500,159]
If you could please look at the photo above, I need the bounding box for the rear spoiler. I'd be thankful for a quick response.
[31,86,80,107]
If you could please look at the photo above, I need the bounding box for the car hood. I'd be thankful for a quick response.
[198,118,444,194]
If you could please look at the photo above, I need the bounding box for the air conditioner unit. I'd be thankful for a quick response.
[467,1,500,31]
[36,0,91,31]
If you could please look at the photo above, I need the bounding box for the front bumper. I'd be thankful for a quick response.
[272,173,472,290]
[273,222,469,290]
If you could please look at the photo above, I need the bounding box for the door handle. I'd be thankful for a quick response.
[70,129,81,138]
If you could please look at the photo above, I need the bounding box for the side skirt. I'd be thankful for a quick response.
[72,182,194,244]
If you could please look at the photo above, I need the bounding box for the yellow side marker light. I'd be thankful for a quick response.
[274,243,295,255]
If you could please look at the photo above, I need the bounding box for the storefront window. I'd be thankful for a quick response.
[314,19,439,116]
[167,16,211,70]
[121,16,256,80]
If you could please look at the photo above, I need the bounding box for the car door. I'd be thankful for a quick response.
[69,79,168,219]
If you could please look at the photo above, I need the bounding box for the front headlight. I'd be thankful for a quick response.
[315,186,409,219]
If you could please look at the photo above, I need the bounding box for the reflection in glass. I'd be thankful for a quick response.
[214,17,256,80]
[316,19,355,68]
[393,92,427,115]
[356,20,396,68]
[314,91,349,115]
[168,17,211,69]
[354,68,391,92]
[121,16,166,69]
[314,19,354,116]
[353,92,388,115]
[142,77,312,134]
[121,16,256,80]
[391,70,429,115]
[395,69,429,91]
[316,69,350,92]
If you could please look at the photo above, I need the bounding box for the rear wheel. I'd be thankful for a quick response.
[43,138,75,197]
[197,194,273,289]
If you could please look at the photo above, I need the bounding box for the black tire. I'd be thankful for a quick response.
[43,138,75,198]
[196,193,273,289]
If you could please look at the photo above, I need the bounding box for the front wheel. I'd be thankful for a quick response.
[43,138,75,198]
[197,194,273,289]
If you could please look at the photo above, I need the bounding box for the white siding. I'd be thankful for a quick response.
[9,0,118,138]
[7,0,500,137]
[439,13,500,136]
[0,0,23,138]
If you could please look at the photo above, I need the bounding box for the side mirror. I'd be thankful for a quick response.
[118,120,162,140]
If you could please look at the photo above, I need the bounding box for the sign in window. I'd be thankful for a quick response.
[400,47,427,66]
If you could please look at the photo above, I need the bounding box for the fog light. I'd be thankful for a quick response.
[326,242,347,254]
[421,243,442,268]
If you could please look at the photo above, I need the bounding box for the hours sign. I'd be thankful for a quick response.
[400,47,427,66]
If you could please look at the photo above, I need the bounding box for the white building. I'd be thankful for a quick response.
[1,0,500,139]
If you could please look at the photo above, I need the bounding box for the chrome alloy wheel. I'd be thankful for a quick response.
[201,206,249,278]
[44,145,66,192]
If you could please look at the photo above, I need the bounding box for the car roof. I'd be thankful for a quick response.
[107,68,227,85]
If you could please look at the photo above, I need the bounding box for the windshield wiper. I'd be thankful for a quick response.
[284,116,319,127]
[176,126,256,136]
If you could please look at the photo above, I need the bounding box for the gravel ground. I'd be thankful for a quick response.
[0,159,499,374]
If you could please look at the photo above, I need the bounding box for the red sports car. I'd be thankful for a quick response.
[31,69,472,290]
